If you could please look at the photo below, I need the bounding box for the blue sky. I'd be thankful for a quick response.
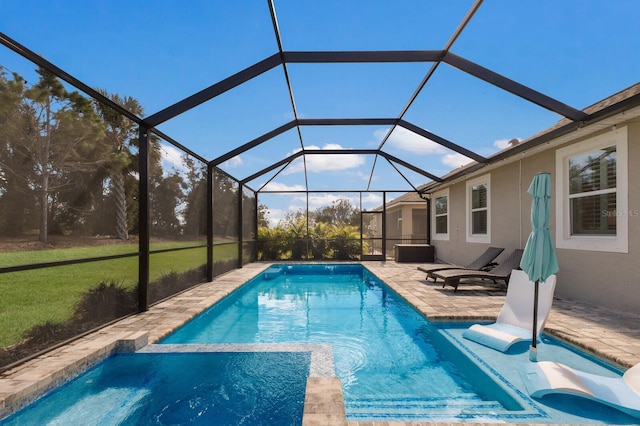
[2,0,639,223]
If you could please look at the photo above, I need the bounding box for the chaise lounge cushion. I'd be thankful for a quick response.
[417,246,504,279]
[429,249,524,290]
[462,269,556,351]
[522,361,640,419]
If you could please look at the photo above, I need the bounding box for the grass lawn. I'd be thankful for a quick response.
[0,242,238,348]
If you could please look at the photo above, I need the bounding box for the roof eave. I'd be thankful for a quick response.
[422,88,640,193]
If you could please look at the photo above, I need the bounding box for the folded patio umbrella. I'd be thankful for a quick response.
[519,172,559,360]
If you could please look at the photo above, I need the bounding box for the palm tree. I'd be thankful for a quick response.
[287,216,308,260]
[310,221,331,259]
[330,224,360,260]
[257,224,287,260]
[93,91,143,240]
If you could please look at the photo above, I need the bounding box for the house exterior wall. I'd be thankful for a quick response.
[384,203,427,239]
[429,121,639,314]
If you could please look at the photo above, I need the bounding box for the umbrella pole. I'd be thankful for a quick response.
[529,280,540,361]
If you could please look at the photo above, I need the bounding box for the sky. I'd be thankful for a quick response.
[2,0,640,223]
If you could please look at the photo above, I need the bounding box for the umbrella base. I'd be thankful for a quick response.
[529,345,538,362]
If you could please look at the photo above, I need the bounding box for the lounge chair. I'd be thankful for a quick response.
[522,361,640,419]
[417,246,504,280]
[429,249,524,291]
[462,269,556,351]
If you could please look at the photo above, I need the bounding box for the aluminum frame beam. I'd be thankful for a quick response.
[145,53,283,126]
[210,121,297,166]
[283,50,444,63]
[240,151,304,185]
[398,120,487,163]
[443,52,590,122]
[0,32,143,125]
[379,152,442,182]
[215,118,485,186]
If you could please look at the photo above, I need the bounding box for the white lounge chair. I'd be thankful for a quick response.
[462,269,556,352]
[522,361,640,419]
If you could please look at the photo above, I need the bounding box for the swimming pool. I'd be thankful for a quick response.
[1,350,311,425]
[2,263,635,424]
[160,263,636,423]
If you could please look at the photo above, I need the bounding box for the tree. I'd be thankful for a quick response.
[0,68,36,236]
[286,214,307,260]
[92,91,143,239]
[149,170,186,236]
[213,170,239,239]
[257,203,270,228]
[241,189,257,240]
[310,221,331,259]
[312,198,359,227]
[329,224,360,260]
[257,223,288,260]
[24,67,106,243]
[182,155,207,238]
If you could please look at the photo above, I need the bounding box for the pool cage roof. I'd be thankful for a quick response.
[2,0,640,201]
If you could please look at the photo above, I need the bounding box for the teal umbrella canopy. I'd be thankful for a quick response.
[519,172,559,358]
[520,172,559,282]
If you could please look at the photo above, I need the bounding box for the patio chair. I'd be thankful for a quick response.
[461,269,556,352]
[429,249,524,291]
[417,246,504,281]
[521,361,640,419]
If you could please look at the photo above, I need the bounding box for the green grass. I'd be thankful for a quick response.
[0,243,238,348]
[0,240,213,268]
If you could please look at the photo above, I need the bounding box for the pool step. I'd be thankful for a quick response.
[345,395,506,421]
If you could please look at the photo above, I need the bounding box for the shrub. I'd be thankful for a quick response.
[73,281,137,323]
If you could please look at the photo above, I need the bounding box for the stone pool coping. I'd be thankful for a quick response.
[139,342,335,377]
[1,261,639,426]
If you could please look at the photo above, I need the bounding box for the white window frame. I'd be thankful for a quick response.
[555,127,628,253]
[431,188,449,241]
[466,174,491,243]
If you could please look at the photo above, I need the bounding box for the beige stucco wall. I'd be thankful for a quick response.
[429,121,640,315]
[553,122,640,314]
[384,203,427,238]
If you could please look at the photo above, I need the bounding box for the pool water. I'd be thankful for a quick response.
[163,264,524,420]
[161,263,637,424]
[1,351,309,425]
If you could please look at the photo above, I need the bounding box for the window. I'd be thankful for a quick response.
[466,174,491,243]
[555,127,628,252]
[431,189,449,240]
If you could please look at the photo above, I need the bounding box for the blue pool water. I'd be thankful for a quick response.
[161,263,637,424]
[1,351,309,425]
[162,264,520,419]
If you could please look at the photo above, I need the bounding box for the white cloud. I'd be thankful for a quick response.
[264,208,286,226]
[262,181,306,192]
[494,137,521,150]
[376,127,445,155]
[223,155,243,168]
[306,193,342,210]
[442,153,472,168]
[354,170,371,181]
[160,144,186,174]
[361,193,383,208]
[284,144,365,174]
